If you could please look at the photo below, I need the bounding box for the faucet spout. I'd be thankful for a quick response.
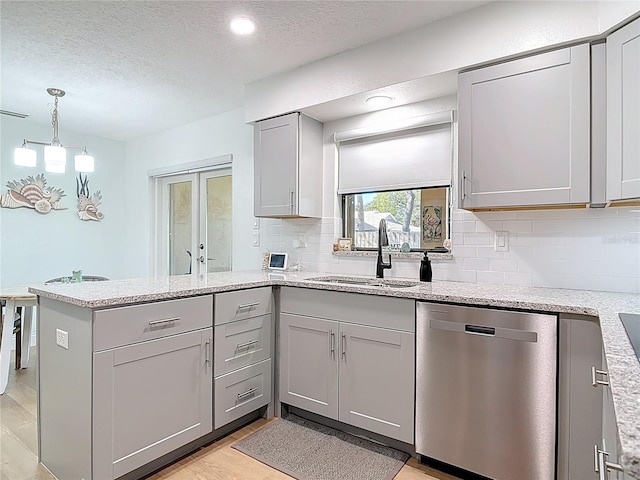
[376,219,392,278]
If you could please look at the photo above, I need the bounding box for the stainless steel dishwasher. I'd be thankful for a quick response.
[416,302,557,480]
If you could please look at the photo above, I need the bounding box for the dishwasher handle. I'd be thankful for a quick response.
[429,318,538,343]
[465,325,495,336]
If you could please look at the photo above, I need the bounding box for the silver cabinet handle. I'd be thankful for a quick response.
[592,366,610,387]
[236,339,258,350]
[205,338,211,366]
[148,317,180,327]
[237,302,259,311]
[330,329,335,356]
[341,333,346,359]
[596,446,624,479]
[237,387,258,401]
[461,170,467,199]
[289,189,295,214]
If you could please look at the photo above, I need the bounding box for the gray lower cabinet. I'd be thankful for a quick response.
[213,287,273,429]
[607,17,640,202]
[596,351,635,480]
[279,287,415,444]
[37,295,214,480]
[458,43,590,209]
[93,328,213,479]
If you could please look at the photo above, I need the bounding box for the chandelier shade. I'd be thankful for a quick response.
[13,88,96,173]
[14,143,37,167]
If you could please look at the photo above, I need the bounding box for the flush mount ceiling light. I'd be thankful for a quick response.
[365,95,393,108]
[13,88,95,173]
[230,17,256,35]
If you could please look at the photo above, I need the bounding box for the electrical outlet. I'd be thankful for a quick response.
[252,233,260,247]
[56,328,69,349]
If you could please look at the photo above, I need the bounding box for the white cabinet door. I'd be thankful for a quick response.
[279,313,338,419]
[459,44,590,209]
[93,328,213,480]
[338,322,415,444]
[254,112,299,217]
[607,17,640,201]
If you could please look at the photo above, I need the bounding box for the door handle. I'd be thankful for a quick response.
[205,337,211,367]
[329,329,335,356]
[341,333,346,359]
[595,446,624,479]
[289,189,295,214]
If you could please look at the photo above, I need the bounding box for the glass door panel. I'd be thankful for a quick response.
[169,180,194,275]
[201,172,232,273]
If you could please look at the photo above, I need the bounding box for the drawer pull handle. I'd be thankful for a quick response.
[591,366,610,387]
[237,387,258,401]
[205,338,211,366]
[595,446,624,479]
[236,339,258,350]
[237,302,259,311]
[148,317,180,327]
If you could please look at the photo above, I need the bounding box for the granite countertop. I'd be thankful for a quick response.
[29,271,640,478]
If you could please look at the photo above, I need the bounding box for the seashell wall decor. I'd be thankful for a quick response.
[0,174,66,214]
[76,173,104,221]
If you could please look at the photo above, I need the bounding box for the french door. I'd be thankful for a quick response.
[156,168,232,276]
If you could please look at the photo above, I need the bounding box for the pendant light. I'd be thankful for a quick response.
[13,88,95,173]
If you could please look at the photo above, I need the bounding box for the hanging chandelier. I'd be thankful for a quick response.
[13,88,95,173]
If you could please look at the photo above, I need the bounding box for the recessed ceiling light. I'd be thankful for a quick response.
[230,17,256,35]
[365,95,393,108]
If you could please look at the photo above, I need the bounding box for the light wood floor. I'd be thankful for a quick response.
[1,348,459,480]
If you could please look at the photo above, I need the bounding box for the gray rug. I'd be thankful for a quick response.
[232,414,409,480]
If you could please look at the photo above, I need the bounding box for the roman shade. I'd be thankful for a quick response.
[336,111,453,195]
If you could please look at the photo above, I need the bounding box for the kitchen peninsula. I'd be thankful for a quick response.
[29,272,640,480]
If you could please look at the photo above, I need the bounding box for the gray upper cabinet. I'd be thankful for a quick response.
[607,17,640,202]
[254,112,323,218]
[458,44,590,209]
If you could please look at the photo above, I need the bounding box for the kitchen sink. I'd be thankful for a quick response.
[306,276,420,289]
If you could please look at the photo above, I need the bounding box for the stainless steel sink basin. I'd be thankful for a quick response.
[306,276,420,289]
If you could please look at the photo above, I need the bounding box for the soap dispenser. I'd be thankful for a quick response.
[420,251,432,282]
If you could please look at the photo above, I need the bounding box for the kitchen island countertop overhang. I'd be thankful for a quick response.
[29,271,640,479]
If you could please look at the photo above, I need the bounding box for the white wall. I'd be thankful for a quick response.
[123,108,261,277]
[0,116,127,288]
[245,1,640,122]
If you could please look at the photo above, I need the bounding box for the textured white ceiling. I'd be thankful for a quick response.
[0,1,486,141]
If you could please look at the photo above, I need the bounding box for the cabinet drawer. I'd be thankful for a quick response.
[214,314,271,377]
[93,295,213,351]
[214,358,272,429]
[214,288,272,325]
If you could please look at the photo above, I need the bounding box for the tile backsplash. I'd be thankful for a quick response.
[260,206,640,293]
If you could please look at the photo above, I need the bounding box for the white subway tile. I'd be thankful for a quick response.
[476,220,503,233]
[476,246,506,259]
[463,257,490,271]
[490,258,519,272]
[463,233,492,245]
[502,220,533,233]
[452,245,477,258]
[504,272,533,286]
[476,271,505,285]
[453,221,477,233]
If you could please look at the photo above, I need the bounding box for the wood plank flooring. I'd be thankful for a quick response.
[1,348,459,480]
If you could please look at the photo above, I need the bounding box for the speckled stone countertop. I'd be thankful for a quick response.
[29,271,640,478]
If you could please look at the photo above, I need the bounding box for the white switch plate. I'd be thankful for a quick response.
[252,233,260,247]
[56,328,69,349]
[495,231,509,252]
